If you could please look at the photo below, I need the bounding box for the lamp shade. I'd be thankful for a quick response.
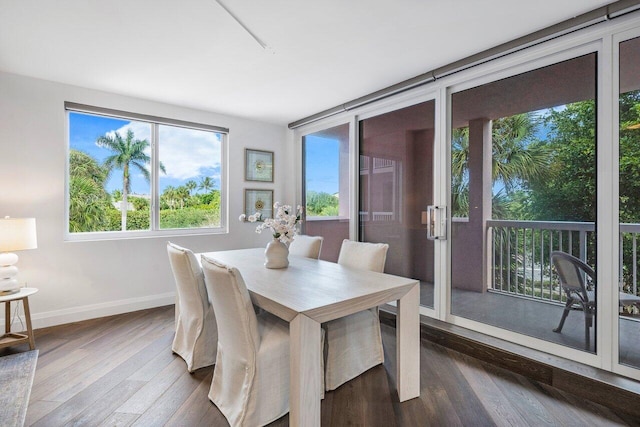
[0,217,37,252]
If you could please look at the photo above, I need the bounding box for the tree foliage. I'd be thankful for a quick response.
[525,101,596,222]
[68,149,112,232]
[306,191,339,216]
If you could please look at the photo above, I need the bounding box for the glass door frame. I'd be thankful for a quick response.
[294,115,357,242]
[443,38,608,369]
[353,87,443,319]
[612,25,640,380]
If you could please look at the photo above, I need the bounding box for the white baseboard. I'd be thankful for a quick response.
[4,292,176,330]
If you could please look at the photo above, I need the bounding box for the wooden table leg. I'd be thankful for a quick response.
[5,301,10,334]
[396,283,420,402]
[289,313,321,427]
[22,297,35,350]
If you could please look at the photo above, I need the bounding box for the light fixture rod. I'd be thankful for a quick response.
[214,0,271,52]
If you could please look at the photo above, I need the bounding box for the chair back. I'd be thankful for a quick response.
[167,242,209,315]
[201,255,260,364]
[551,251,594,302]
[289,235,324,259]
[337,239,389,273]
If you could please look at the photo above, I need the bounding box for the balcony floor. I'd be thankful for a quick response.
[419,282,640,369]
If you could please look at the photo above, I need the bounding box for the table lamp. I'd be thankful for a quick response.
[0,217,37,294]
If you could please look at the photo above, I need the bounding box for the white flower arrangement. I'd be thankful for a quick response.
[239,202,303,244]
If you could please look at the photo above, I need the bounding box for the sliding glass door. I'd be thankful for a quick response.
[450,53,598,353]
[618,34,640,371]
[358,100,436,308]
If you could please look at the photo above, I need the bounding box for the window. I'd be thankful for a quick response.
[66,103,227,238]
[302,123,350,262]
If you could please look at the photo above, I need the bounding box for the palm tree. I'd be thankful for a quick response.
[161,186,177,210]
[97,129,165,231]
[176,186,190,209]
[491,113,549,193]
[198,176,215,193]
[451,112,550,217]
[185,180,197,196]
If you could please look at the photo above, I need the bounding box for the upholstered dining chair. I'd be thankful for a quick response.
[289,234,324,259]
[166,242,218,372]
[324,239,389,391]
[201,255,290,427]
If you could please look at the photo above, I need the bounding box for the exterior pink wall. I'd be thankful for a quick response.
[359,102,435,282]
[451,118,492,292]
[304,219,349,263]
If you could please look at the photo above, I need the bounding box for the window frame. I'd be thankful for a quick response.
[64,102,228,241]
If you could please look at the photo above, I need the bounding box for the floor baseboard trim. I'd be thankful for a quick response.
[25,292,176,330]
[379,309,640,419]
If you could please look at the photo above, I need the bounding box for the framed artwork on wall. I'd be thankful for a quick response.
[245,149,274,182]
[244,189,274,220]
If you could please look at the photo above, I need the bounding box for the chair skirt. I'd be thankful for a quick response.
[209,312,290,427]
[324,307,384,391]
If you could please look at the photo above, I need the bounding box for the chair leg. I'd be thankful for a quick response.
[553,298,574,333]
[584,313,591,351]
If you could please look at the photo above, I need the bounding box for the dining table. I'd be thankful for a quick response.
[198,248,420,427]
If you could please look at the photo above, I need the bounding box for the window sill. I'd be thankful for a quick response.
[64,227,228,242]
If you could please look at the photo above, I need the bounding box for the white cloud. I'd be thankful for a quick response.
[159,125,221,180]
[104,122,222,180]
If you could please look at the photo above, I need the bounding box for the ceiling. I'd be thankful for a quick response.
[0,0,614,126]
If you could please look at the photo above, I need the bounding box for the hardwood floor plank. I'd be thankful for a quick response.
[25,306,640,426]
[448,349,532,426]
[97,412,139,427]
[127,345,177,382]
[64,380,146,427]
[31,349,90,386]
[384,326,468,426]
[29,332,174,427]
[164,369,223,426]
[328,366,398,427]
[117,358,188,415]
[524,379,617,427]
[24,399,62,425]
[129,368,209,426]
[30,319,173,402]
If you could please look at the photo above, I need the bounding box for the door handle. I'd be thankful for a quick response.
[426,205,447,240]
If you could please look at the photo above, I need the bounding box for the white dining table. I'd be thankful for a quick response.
[199,248,420,427]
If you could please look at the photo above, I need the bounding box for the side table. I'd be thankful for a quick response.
[0,288,38,350]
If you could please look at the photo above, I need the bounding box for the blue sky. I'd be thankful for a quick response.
[305,135,339,194]
[69,112,222,195]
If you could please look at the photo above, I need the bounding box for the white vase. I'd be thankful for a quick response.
[265,238,289,269]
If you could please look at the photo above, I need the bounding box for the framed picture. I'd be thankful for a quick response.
[244,189,274,220]
[245,149,274,182]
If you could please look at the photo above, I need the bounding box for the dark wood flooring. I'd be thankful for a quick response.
[5,305,639,426]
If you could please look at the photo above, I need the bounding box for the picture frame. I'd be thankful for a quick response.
[244,189,274,220]
[245,149,274,182]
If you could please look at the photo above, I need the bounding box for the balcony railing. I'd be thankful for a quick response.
[487,220,640,304]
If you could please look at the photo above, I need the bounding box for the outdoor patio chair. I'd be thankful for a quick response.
[551,251,596,350]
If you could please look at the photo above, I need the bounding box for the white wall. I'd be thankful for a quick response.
[0,71,291,328]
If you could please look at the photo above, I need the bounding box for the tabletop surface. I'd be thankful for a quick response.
[0,287,38,303]
[199,248,418,323]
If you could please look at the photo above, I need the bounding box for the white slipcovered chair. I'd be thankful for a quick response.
[324,239,389,391]
[289,234,324,259]
[166,242,218,372]
[201,255,290,427]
